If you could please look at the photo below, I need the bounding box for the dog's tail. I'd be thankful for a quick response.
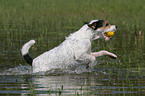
[21,40,35,66]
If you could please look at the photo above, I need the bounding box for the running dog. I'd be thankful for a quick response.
[21,19,117,73]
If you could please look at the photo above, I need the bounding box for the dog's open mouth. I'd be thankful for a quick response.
[103,31,115,40]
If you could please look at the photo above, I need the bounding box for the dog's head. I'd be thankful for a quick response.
[86,19,117,41]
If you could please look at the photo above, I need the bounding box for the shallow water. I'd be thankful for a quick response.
[0,26,145,95]
[1,68,145,95]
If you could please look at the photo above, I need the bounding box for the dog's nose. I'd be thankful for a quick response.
[116,26,118,29]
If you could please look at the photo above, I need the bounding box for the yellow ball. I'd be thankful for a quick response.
[106,31,114,37]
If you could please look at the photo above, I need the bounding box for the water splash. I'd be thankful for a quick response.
[0,58,120,75]
[0,64,32,75]
[0,63,95,75]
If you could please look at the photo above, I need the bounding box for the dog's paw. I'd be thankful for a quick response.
[109,55,117,59]
[109,53,117,59]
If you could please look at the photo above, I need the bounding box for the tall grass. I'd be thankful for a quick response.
[0,0,144,68]
[0,0,144,28]
[0,1,145,95]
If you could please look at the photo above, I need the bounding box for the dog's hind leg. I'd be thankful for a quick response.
[80,54,96,62]
[91,50,117,59]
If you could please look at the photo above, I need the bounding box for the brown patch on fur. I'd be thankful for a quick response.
[98,21,111,30]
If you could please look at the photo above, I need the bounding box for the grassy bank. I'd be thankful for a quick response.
[0,0,144,28]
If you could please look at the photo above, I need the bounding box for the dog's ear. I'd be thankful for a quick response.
[87,23,96,29]
[87,19,104,30]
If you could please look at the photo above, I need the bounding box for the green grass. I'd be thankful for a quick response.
[0,0,144,69]
[0,0,144,28]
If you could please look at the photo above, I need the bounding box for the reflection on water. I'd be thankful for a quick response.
[0,68,145,95]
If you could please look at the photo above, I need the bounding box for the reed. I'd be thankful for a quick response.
[0,0,145,95]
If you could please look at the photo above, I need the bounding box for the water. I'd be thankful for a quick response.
[0,68,145,95]
[0,27,145,95]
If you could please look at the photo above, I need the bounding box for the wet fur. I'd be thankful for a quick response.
[21,19,117,73]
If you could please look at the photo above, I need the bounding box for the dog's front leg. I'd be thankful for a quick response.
[79,54,97,68]
[91,50,117,59]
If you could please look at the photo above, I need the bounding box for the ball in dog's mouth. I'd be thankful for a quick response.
[104,31,114,38]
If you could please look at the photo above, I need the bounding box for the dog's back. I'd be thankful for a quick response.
[22,25,93,73]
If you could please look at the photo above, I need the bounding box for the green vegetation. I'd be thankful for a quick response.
[0,0,144,28]
[0,0,144,67]
[0,0,145,95]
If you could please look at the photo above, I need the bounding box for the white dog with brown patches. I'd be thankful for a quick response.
[21,19,117,73]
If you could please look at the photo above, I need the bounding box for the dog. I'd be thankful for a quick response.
[21,19,117,73]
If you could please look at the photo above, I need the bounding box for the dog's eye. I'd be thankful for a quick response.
[106,23,109,26]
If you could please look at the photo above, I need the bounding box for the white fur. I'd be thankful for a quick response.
[21,40,35,55]
[89,20,99,24]
[33,25,94,73]
[22,20,117,73]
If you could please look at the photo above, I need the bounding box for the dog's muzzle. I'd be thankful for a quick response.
[103,25,117,41]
